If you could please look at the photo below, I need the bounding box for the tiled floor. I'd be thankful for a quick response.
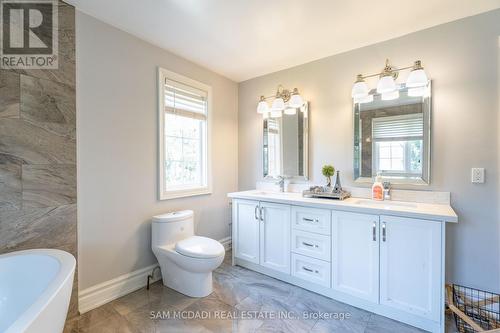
[65,252,457,333]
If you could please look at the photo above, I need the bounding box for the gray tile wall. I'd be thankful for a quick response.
[0,1,77,319]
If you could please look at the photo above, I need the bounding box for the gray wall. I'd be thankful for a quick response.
[0,2,77,317]
[76,12,238,290]
[238,10,500,292]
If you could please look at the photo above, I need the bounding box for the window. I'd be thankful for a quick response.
[158,68,211,200]
[372,113,423,177]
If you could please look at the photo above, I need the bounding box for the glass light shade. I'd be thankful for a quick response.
[271,97,285,111]
[270,110,282,118]
[289,93,304,108]
[377,75,396,94]
[406,69,428,88]
[257,100,269,114]
[408,87,425,97]
[351,81,369,98]
[381,90,399,101]
[284,107,297,115]
[262,111,269,119]
[354,94,374,104]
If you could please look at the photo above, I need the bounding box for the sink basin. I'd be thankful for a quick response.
[250,190,297,197]
[351,199,418,209]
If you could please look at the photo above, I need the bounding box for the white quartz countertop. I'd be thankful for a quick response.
[228,190,458,223]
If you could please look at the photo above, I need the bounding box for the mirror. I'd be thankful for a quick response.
[263,103,309,180]
[354,83,431,184]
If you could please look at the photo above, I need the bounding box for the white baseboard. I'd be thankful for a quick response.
[78,264,161,314]
[78,237,232,314]
[219,236,232,251]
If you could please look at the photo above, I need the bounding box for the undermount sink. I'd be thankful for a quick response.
[250,190,297,196]
[351,199,418,209]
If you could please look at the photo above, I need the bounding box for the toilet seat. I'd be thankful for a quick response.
[175,236,225,259]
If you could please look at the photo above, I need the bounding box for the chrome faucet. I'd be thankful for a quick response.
[276,176,286,192]
[383,181,392,200]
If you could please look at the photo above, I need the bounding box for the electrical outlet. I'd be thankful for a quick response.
[471,168,485,183]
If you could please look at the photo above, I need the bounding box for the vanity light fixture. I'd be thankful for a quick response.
[352,59,429,101]
[257,85,304,117]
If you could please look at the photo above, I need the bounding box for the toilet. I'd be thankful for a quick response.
[151,210,225,297]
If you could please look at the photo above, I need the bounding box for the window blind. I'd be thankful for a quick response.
[267,118,280,134]
[165,78,207,120]
[372,113,423,139]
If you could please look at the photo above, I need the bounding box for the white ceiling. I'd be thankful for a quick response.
[66,0,500,82]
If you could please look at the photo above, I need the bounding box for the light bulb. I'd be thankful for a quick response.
[354,95,374,104]
[270,110,282,118]
[381,90,399,100]
[377,75,396,94]
[271,97,285,111]
[262,112,269,119]
[284,108,297,115]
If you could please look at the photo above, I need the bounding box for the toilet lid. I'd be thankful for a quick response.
[175,236,225,259]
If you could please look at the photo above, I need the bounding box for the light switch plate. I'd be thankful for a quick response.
[471,168,485,183]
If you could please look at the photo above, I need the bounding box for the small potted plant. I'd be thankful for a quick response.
[322,165,335,188]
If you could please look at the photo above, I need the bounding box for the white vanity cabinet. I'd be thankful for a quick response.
[259,202,291,274]
[232,199,260,263]
[379,215,442,321]
[230,192,456,333]
[232,199,291,273]
[332,211,380,303]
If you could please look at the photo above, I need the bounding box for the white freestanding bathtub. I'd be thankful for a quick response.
[0,249,76,333]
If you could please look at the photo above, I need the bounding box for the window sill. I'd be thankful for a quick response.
[159,188,212,200]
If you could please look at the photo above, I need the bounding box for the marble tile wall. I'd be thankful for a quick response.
[0,1,78,318]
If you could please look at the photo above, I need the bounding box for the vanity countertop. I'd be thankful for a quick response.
[228,190,458,223]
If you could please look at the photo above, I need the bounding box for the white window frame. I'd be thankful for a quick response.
[158,67,212,200]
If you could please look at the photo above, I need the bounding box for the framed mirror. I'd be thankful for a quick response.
[263,103,309,181]
[354,83,431,184]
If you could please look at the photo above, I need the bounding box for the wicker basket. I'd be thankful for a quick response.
[446,284,500,333]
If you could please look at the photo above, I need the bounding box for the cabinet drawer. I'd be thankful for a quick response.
[291,253,331,288]
[291,206,331,235]
[291,229,331,261]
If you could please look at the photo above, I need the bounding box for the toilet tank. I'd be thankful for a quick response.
[152,210,194,249]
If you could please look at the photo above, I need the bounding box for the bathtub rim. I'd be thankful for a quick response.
[1,249,76,333]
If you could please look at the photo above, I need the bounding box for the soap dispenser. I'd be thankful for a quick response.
[372,173,384,201]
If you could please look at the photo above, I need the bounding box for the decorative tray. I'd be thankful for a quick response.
[302,186,351,200]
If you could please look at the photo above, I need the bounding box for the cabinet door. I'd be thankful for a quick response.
[233,199,260,264]
[332,211,379,303]
[260,202,291,274]
[379,215,442,321]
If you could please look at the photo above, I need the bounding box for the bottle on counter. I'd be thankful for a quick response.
[372,173,384,201]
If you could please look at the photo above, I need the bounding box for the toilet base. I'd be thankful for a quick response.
[161,264,213,297]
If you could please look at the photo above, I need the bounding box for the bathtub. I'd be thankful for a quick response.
[0,249,76,333]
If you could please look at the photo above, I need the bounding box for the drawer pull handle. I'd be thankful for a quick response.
[302,266,319,274]
[302,242,318,248]
[302,217,319,223]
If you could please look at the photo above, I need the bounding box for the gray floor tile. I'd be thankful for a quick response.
[65,251,456,333]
